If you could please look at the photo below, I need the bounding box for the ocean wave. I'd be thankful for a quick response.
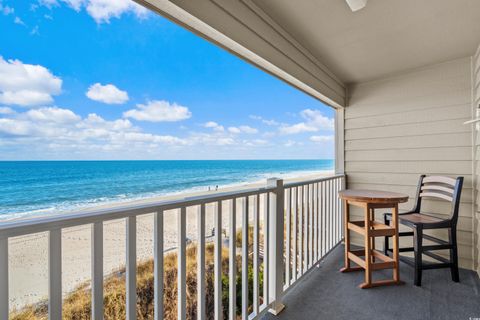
[0,169,334,222]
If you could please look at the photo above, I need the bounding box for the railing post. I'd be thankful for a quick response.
[126,217,137,320]
[154,211,164,320]
[91,222,103,320]
[267,178,285,315]
[49,229,62,320]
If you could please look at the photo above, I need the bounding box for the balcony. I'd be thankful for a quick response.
[3,0,480,319]
[3,172,479,319]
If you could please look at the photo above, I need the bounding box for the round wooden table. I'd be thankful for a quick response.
[339,189,408,288]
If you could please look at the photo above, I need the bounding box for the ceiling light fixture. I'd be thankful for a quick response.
[345,0,368,12]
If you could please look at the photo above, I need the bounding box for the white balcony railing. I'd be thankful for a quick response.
[0,174,345,320]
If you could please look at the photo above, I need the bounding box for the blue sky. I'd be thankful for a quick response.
[0,0,335,160]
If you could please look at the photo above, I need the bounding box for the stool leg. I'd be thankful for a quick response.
[384,215,390,256]
[413,226,423,286]
[449,227,459,282]
[392,204,400,283]
[370,208,375,263]
[343,200,350,270]
[363,204,372,286]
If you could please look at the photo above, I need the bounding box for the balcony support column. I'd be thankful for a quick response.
[335,107,345,175]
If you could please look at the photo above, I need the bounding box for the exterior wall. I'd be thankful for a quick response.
[345,58,475,269]
[473,45,480,276]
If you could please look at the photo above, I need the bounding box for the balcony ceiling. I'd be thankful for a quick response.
[251,0,480,83]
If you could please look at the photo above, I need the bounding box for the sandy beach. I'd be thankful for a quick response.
[7,171,334,309]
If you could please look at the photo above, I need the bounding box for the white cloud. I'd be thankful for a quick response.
[182,131,266,148]
[228,127,240,134]
[122,132,186,145]
[284,140,296,147]
[301,109,334,130]
[0,90,51,106]
[280,122,317,134]
[310,135,334,143]
[78,113,133,131]
[62,0,84,11]
[228,125,258,134]
[86,83,129,104]
[39,0,149,23]
[0,56,62,106]
[239,125,258,134]
[249,115,280,126]
[203,121,224,132]
[0,118,32,136]
[263,119,280,126]
[30,25,39,35]
[0,3,14,15]
[124,100,191,122]
[38,0,59,8]
[279,109,334,134]
[0,106,336,159]
[184,132,236,146]
[0,107,188,152]
[86,0,148,23]
[243,139,267,146]
[25,107,81,123]
[216,137,235,145]
[0,107,14,114]
[9,107,255,151]
[14,17,25,25]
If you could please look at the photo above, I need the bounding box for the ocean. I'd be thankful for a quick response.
[0,160,334,220]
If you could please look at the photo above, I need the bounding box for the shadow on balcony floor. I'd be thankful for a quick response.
[263,245,480,320]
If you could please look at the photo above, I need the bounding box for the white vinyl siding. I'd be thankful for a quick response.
[345,57,474,269]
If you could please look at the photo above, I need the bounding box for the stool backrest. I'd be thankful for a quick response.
[412,175,464,223]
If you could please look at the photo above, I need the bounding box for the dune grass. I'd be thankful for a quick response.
[10,235,263,320]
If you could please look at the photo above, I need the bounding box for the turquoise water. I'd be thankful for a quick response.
[0,160,334,219]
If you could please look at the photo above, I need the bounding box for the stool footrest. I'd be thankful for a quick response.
[348,221,396,237]
[347,249,395,271]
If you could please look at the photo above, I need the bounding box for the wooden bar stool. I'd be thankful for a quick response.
[339,190,408,288]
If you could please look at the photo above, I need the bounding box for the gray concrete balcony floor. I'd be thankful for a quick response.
[263,245,480,320]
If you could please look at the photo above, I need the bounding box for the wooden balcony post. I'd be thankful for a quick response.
[267,178,285,315]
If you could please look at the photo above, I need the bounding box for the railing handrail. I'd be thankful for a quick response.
[283,173,345,188]
[0,185,275,238]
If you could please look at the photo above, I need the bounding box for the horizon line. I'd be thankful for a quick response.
[0,158,334,162]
